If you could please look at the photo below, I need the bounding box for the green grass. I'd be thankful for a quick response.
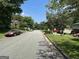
[0,33,5,40]
[46,34,79,59]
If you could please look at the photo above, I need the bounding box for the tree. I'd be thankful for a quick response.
[34,22,40,29]
[39,21,48,30]
[59,0,79,24]
[23,17,34,29]
[11,15,34,30]
[46,0,79,29]
[0,0,26,29]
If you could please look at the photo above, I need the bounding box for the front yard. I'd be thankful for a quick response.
[46,34,79,59]
[0,33,4,40]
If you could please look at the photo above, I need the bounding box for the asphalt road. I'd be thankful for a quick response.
[0,30,65,59]
[0,30,46,59]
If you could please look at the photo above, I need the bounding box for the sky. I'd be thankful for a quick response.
[21,0,49,23]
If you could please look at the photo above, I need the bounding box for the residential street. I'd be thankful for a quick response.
[0,30,64,59]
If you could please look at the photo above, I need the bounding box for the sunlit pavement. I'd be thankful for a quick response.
[0,30,64,59]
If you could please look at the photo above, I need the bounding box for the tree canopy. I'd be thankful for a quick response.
[0,0,26,29]
[46,0,79,30]
[11,15,34,30]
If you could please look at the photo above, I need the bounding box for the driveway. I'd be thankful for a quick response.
[0,30,64,59]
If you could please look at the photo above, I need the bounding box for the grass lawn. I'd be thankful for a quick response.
[0,33,4,40]
[46,34,79,59]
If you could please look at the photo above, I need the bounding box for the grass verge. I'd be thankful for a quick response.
[0,33,4,39]
[46,34,79,59]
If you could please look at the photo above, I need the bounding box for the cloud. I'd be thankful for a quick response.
[21,12,25,16]
[21,12,30,17]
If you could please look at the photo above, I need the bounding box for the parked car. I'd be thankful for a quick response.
[73,33,79,37]
[53,28,63,34]
[53,28,60,33]
[5,29,23,37]
[71,23,79,37]
[71,29,79,37]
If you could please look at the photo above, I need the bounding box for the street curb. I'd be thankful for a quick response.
[43,33,69,59]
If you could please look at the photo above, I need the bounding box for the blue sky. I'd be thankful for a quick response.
[21,0,48,23]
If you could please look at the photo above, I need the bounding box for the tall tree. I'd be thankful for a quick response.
[11,15,34,30]
[0,0,26,29]
[47,0,79,29]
